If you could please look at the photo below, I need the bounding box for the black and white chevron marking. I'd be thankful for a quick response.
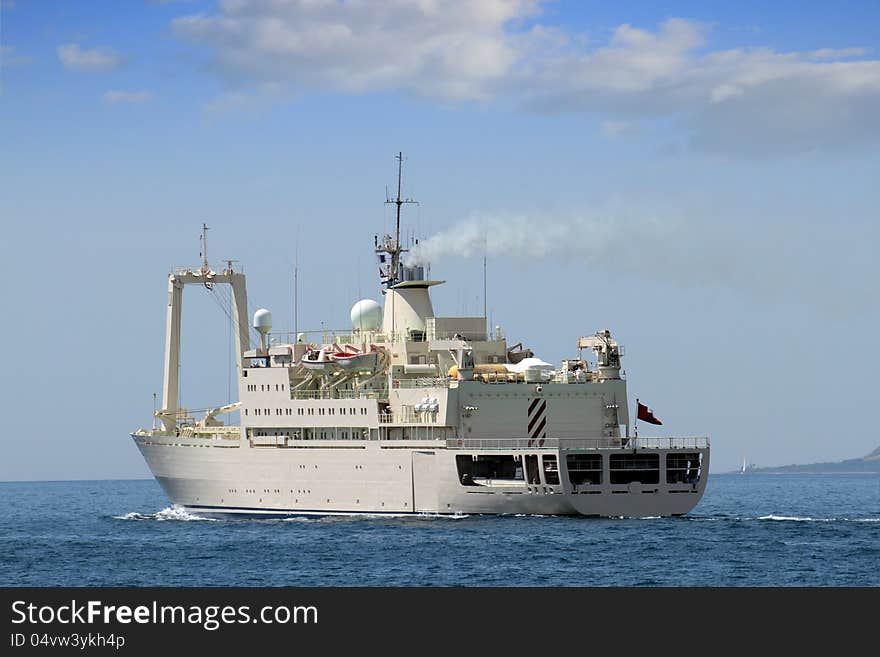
[527,397,547,446]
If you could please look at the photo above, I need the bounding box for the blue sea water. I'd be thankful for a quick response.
[1,474,877,586]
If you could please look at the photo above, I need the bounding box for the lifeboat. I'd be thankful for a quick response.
[330,346,383,371]
[300,348,337,372]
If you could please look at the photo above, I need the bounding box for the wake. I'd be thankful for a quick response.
[113,505,216,522]
[686,514,880,523]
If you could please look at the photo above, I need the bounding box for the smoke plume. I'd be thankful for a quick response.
[404,209,874,313]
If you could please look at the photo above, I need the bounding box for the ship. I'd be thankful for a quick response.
[131,154,710,518]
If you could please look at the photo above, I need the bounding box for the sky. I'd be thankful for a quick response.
[1,0,878,480]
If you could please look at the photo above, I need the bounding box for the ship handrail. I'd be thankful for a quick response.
[391,377,452,389]
[447,438,622,450]
[290,389,388,400]
[630,437,709,449]
[445,436,709,450]
[132,427,240,440]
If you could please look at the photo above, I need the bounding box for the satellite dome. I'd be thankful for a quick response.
[252,308,272,334]
[350,299,382,331]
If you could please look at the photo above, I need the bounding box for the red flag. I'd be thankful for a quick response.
[637,402,663,425]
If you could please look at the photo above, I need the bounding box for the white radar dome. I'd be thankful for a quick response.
[350,299,382,332]
[252,308,272,334]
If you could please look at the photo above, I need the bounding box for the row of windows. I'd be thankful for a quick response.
[245,384,287,392]
[252,428,369,440]
[457,453,702,488]
[407,355,502,364]
[245,407,369,417]
[313,407,366,416]
[231,487,312,495]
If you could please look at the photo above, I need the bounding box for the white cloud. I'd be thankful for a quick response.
[169,2,880,154]
[516,22,880,154]
[57,43,123,72]
[103,90,154,104]
[173,0,538,101]
[809,47,869,60]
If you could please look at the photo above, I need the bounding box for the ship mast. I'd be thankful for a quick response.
[381,152,418,287]
[199,223,210,275]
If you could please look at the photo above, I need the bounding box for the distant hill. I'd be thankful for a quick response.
[741,445,880,474]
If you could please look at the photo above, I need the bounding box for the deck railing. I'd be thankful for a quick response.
[290,389,387,400]
[391,377,452,389]
[630,437,709,449]
[132,427,240,440]
[445,436,709,450]
[446,437,621,450]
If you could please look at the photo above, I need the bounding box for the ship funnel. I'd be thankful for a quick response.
[253,308,272,352]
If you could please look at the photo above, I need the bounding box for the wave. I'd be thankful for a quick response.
[112,509,880,524]
[686,514,880,523]
[415,512,471,520]
[113,506,216,522]
[757,515,880,523]
[113,508,473,523]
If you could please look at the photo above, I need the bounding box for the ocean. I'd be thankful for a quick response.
[1,474,877,587]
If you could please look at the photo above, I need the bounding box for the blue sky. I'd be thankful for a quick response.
[1,0,879,480]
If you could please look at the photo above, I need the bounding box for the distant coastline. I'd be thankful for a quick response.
[732,445,880,474]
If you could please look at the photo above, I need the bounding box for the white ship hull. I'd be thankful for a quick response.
[134,161,710,520]
[133,433,709,518]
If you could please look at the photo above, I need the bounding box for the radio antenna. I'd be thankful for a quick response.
[199,223,210,274]
[383,152,418,286]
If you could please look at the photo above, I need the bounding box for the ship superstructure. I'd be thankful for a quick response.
[131,155,709,517]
